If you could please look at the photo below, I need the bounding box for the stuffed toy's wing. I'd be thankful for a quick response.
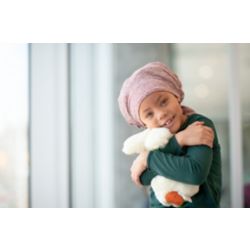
[145,128,172,151]
[122,129,151,155]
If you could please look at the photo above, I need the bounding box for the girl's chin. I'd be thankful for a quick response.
[169,128,175,134]
[168,123,180,134]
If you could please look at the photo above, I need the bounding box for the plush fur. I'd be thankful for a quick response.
[123,128,199,207]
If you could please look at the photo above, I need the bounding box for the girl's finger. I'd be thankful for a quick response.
[189,121,204,128]
[193,121,204,126]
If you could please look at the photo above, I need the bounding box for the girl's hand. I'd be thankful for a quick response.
[130,151,149,187]
[175,121,214,148]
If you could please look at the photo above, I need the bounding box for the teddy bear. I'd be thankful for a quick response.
[122,127,199,207]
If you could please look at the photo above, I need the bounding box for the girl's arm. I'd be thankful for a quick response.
[133,120,214,186]
[130,150,149,186]
[147,145,212,185]
[147,117,216,185]
[175,121,214,148]
[159,121,214,156]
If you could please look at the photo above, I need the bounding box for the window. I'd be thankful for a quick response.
[172,44,231,207]
[239,44,250,207]
[0,44,29,207]
[29,43,248,208]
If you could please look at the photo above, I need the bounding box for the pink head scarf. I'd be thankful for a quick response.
[118,62,194,128]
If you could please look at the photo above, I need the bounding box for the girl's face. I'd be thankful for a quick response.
[139,91,187,133]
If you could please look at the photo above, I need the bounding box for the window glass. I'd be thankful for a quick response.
[172,44,230,207]
[239,44,250,207]
[0,44,29,207]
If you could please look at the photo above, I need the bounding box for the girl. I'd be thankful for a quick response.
[118,62,222,208]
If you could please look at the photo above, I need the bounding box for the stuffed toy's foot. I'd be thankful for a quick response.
[165,191,184,207]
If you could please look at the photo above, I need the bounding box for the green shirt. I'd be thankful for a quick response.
[140,113,222,208]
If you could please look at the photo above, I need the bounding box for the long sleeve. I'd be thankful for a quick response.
[147,145,213,185]
[139,113,222,208]
[140,168,157,185]
[139,136,184,185]
[147,115,216,185]
[159,135,184,155]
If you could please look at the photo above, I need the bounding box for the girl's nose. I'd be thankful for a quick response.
[156,110,167,122]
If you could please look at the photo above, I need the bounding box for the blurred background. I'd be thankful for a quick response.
[0,43,249,208]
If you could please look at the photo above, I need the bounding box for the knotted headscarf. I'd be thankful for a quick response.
[118,62,194,128]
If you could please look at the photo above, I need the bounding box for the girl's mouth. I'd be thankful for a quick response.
[164,116,175,129]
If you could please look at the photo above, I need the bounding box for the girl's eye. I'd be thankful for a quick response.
[146,112,153,119]
[160,99,168,106]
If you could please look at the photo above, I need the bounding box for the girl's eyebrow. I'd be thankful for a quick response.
[143,95,163,114]
[156,95,162,104]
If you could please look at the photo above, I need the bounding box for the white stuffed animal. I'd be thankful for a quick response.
[123,128,199,207]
